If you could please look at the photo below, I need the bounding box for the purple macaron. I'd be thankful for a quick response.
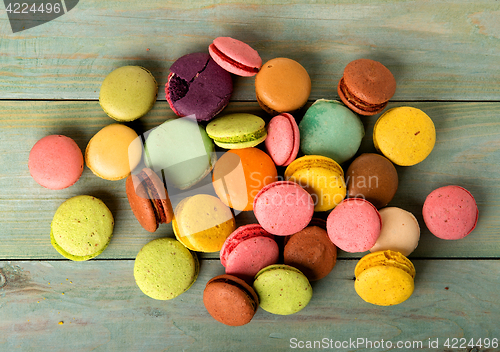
[166,52,233,122]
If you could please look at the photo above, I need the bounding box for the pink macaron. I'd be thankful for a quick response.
[265,113,300,166]
[28,135,84,190]
[422,185,478,240]
[208,37,262,77]
[220,224,279,282]
[253,181,314,236]
[326,198,382,253]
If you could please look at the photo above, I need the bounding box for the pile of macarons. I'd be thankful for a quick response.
[28,36,479,325]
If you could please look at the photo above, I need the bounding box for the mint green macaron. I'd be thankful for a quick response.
[253,264,312,315]
[99,66,158,122]
[134,237,199,300]
[50,195,114,261]
[206,113,267,149]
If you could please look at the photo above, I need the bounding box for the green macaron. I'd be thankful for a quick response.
[99,66,158,122]
[253,264,312,315]
[206,113,267,149]
[50,195,114,261]
[134,237,199,300]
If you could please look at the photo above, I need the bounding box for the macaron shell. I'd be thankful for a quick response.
[99,66,158,122]
[253,181,315,236]
[255,58,311,114]
[225,237,280,282]
[142,167,174,224]
[265,113,300,166]
[283,226,337,281]
[50,195,114,261]
[172,194,236,252]
[125,173,158,232]
[373,106,436,166]
[85,123,142,181]
[422,185,478,240]
[370,207,420,256]
[203,274,259,326]
[355,249,416,279]
[326,198,382,253]
[28,135,84,190]
[209,37,262,77]
[212,148,277,211]
[299,99,365,164]
[134,237,199,300]
[285,155,346,212]
[206,113,267,149]
[253,264,312,315]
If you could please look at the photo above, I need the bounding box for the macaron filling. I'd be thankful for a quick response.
[209,43,259,74]
[338,78,388,113]
[136,171,167,225]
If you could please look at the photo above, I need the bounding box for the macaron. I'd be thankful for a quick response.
[212,148,278,211]
[370,207,420,256]
[283,226,337,281]
[346,153,398,209]
[206,113,267,149]
[253,264,312,315]
[338,59,396,116]
[28,135,84,190]
[326,198,382,253]
[203,274,259,326]
[125,168,174,233]
[299,99,365,164]
[285,155,346,212]
[85,123,142,181]
[143,116,216,190]
[253,181,315,236]
[134,237,199,300]
[166,52,233,122]
[265,113,300,166]
[208,37,262,77]
[50,195,114,261]
[255,58,311,115]
[354,250,416,306]
[422,185,478,240]
[373,106,436,166]
[220,224,279,282]
[172,194,236,252]
[99,66,158,122]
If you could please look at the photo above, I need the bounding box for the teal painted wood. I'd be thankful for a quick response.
[0,100,499,259]
[0,259,499,351]
[1,1,500,101]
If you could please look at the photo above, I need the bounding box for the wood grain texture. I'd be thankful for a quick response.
[0,259,499,352]
[1,100,499,259]
[1,0,500,101]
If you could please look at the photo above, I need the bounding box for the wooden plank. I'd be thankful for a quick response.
[1,1,500,101]
[0,259,498,351]
[1,100,499,259]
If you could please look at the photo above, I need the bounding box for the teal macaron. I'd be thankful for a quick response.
[252,264,312,315]
[299,99,365,164]
[206,113,267,149]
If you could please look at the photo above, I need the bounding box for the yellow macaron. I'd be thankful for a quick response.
[373,106,436,166]
[172,194,236,252]
[284,155,346,212]
[354,250,416,306]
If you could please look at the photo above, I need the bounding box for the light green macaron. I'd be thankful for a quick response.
[50,195,114,261]
[253,264,312,315]
[206,113,267,149]
[134,237,199,300]
[99,66,158,122]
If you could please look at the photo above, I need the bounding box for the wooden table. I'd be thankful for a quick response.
[1,1,499,351]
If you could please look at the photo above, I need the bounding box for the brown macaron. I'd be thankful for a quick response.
[283,226,337,281]
[125,167,173,232]
[337,59,396,116]
[203,274,259,326]
[346,153,398,209]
